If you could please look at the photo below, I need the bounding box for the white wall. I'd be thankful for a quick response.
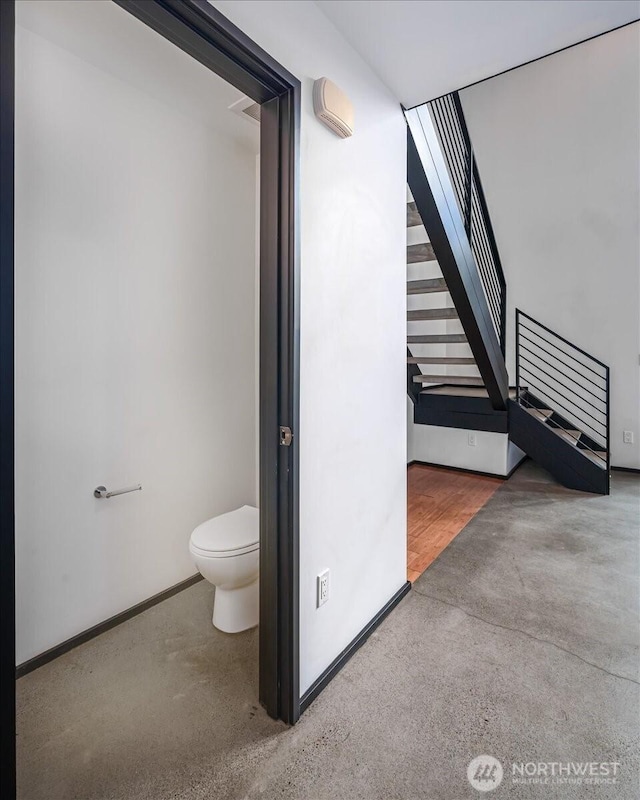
[407,397,525,476]
[15,18,258,663]
[211,0,407,695]
[460,23,640,469]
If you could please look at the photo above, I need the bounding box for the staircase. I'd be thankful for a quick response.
[406,94,510,433]
[407,187,483,392]
[510,310,610,494]
[406,186,511,432]
[404,92,611,494]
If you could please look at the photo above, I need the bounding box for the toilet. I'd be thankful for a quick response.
[189,505,259,633]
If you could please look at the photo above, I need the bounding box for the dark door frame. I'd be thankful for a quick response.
[0,1,300,794]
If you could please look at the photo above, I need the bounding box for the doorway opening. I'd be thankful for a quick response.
[1,2,300,796]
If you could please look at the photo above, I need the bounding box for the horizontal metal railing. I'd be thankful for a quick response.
[428,92,506,353]
[515,309,610,470]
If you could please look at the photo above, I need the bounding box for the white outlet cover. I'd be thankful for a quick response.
[317,569,330,608]
[623,431,634,444]
[468,432,477,447]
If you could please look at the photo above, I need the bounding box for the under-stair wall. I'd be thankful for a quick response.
[407,396,525,476]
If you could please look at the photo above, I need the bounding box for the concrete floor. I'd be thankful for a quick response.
[17,462,639,799]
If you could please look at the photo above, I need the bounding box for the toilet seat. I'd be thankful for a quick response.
[190,541,258,559]
[189,505,259,558]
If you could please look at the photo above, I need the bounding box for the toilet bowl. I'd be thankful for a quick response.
[189,505,259,633]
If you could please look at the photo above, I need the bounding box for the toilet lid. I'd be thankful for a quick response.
[190,505,259,555]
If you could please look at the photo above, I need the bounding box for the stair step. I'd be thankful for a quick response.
[579,449,608,468]
[407,357,476,365]
[407,243,436,263]
[413,374,485,386]
[525,407,553,423]
[408,334,468,344]
[407,278,448,295]
[408,308,458,321]
[550,427,581,446]
[421,386,519,399]
[407,201,422,228]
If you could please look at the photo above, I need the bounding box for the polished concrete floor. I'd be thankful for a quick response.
[17,462,639,799]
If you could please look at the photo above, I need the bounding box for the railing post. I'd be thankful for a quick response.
[465,148,473,239]
[515,308,520,402]
[452,90,507,355]
[500,285,507,357]
[605,366,611,489]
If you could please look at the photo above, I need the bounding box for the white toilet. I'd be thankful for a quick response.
[189,505,259,633]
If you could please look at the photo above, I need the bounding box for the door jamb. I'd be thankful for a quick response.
[0,0,16,796]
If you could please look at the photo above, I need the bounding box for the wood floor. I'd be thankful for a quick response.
[407,463,502,582]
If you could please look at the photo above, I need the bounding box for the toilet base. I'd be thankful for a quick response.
[212,579,259,633]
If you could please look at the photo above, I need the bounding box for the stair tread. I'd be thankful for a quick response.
[408,334,467,344]
[407,278,448,295]
[407,357,476,365]
[544,420,607,465]
[525,407,553,422]
[422,386,519,399]
[413,375,485,386]
[519,395,609,463]
[407,201,422,228]
[408,308,458,321]
[407,242,436,263]
[549,426,581,445]
[579,449,608,468]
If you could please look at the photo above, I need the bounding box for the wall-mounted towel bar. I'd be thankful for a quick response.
[94,484,142,499]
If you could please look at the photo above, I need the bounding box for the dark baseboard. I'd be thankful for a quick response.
[611,466,640,475]
[407,457,527,480]
[16,573,204,679]
[299,581,411,715]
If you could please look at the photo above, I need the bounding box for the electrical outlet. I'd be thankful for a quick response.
[317,569,330,607]
[468,432,477,447]
[623,430,634,444]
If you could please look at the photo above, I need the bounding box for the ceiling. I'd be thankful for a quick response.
[16,0,260,153]
[316,0,640,107]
